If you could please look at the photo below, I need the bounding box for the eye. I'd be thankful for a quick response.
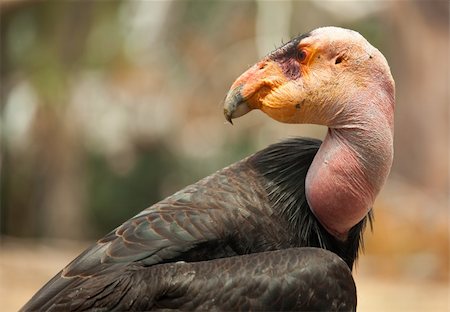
[297,49,307,62]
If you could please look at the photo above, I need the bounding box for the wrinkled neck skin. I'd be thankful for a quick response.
[305,88,394,241]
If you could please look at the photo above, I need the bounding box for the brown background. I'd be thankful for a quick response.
[1,1,448,311]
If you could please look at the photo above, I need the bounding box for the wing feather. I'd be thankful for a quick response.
[33,248,356,311]
[22,159,276,311]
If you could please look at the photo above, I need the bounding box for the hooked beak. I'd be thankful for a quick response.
[223,86,250,125]
[223,57,299,124]
[223,59,286,124]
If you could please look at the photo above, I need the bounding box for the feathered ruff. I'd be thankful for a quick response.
[250,137,373,269]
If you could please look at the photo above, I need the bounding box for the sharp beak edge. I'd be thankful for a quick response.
[223,85,251,125]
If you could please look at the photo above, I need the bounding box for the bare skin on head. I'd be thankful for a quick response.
[224,26,395,241]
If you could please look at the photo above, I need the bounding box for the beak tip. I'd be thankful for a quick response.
[223,86,251,125]
[224,108,234,125]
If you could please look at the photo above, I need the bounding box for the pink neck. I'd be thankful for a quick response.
[305,94,394,240]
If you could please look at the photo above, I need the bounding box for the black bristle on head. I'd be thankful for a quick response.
[268,32,310,61]
[267,33,310,80]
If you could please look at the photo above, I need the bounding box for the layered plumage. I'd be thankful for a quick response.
[28,248,357,311]
[22,138,369,311]
[23,26,394,311]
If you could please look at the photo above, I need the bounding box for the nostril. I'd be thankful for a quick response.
[259,63,267,70]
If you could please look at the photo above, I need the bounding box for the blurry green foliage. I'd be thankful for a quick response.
[87,144,176,234]
[86,135,256,236]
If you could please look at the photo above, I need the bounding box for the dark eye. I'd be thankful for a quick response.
[335,56,343,64]
[297,50,307,62]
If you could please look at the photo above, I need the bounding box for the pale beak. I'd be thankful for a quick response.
[223,58,289,124]
[223,85,250,124]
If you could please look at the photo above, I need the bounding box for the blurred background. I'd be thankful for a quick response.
[0,0,448,311]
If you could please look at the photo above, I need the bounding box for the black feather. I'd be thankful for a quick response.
[251,137,372,269]
[21,137,369,311]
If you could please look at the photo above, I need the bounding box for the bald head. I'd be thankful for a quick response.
[224,26,394,128]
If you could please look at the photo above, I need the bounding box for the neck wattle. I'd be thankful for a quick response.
[305,101,394,241]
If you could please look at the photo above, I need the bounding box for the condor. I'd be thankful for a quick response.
[22,27,394,312]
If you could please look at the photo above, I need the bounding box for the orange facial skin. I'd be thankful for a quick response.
[223,36,327,126]
[224,57,307,124]
[224,27,394,129]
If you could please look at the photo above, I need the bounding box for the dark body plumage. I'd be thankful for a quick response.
[22,138,371,311]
